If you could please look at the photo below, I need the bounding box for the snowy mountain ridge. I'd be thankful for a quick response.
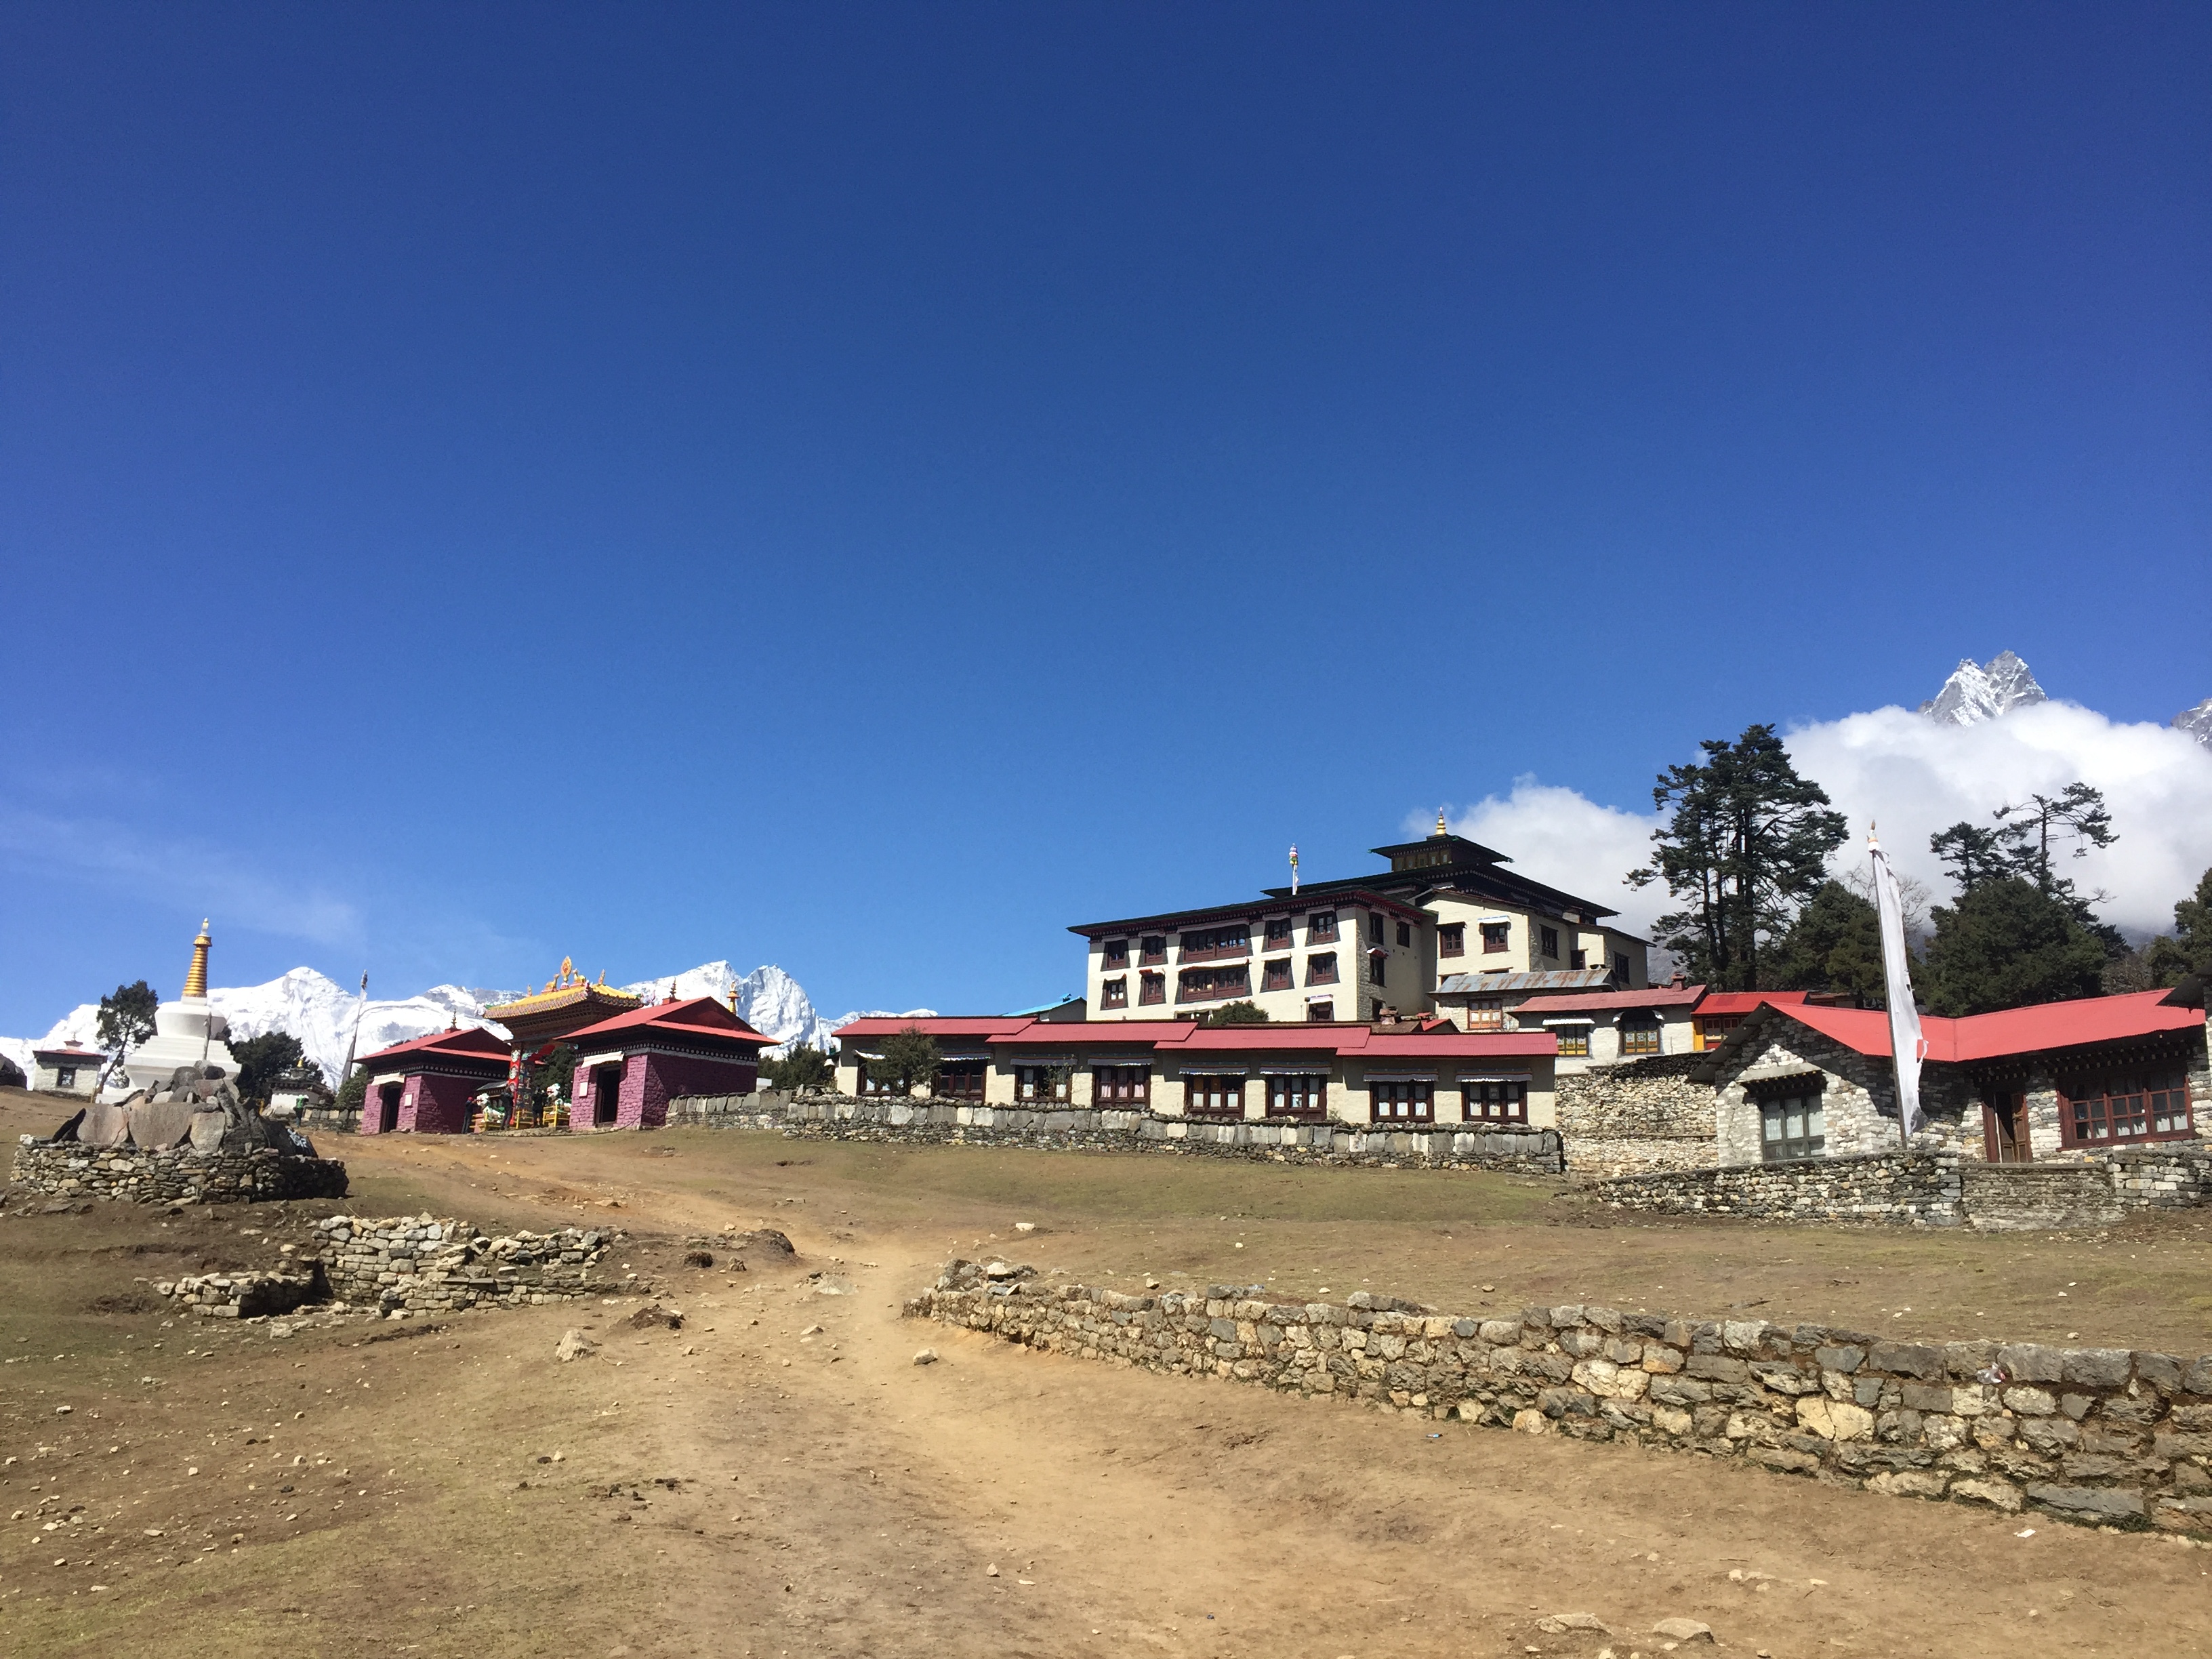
[1918,651,2049,726]
[1,962,933,1088]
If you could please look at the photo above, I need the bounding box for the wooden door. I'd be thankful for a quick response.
[1980,1092,2029,1163]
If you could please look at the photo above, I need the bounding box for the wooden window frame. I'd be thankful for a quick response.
[1366,949,1387,987]
[1366,912,1385,947]
[1305,952,1338,986]
[1263,917,1293,949]
[1261,957,1294,991]
[1139,971,1166,1006]
[1554,1024,1591,1057]
[1099,976,1128,1010]
[1307,912,1338,944]
[2059,1069,2194,1148]
[1480,922,1510,954]
[1176,966,1251,1004]
[1266,1074,1328,1120]
[1462,1079,1527,1124]
[935,1061,988,1103]
[1619,1019,1662,1056]
[1014,1065,1070,1104]
[1759,1089,1826,1162]
[1139,935,1168,965]
[1369,1080,1433,1124]
[1539,925,1560,960]
[1437,923,1465,958]
[1102,939,1129,969]
[1397,920,1412,947]
[1305,1000,1334,1023]
[1184,1073,1247,1118]
[1093,1065,1150,1106]
[1179,924,1252,962]
[1465,997,1506,1031]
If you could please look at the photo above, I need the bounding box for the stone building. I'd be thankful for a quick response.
[832,1013,1559,1130]
[354,1025,513,1134]
[30,1042,104,1097]
[1694,987,2206,1167]
[563,996,771,1130]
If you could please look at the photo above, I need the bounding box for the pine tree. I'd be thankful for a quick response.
[865,1026,941,1097]
[1923,876,2107,1015]
[1765,880,1885,1006]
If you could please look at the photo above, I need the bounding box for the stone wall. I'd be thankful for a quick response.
[159,1266,327,1319]
[909,1261,2212,1536]
[1714,1029,1978,1166]
[668,1091,1564,1172]
[300,1213,627,1317]
[1599,1143,2212,1229]
[1557,1054,1718,1179]
[11,1138,349,1206]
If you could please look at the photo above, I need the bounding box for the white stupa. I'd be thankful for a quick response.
[118,920,241,1097]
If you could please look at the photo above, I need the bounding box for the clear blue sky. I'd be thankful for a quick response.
[3,3,2207,1028]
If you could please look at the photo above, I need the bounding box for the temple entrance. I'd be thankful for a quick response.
[377,1082,401,1134]
[593,1064,622,1127]
[1981,1091,2031,1163]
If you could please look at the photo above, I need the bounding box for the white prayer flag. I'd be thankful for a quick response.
[1868,831,1926,1143]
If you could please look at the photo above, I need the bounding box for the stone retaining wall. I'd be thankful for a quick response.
[298,1213,628,1317]
[669,1092,1564,1172]
[909,1261,2212,1536]
[159,1267,327,1319]
[1599,1143,2212,1229]
[11,1138,349,1206]
[1557,1054,1720,1179]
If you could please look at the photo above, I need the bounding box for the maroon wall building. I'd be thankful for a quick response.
[565,997,771,1130]
[353,1026,512,1134]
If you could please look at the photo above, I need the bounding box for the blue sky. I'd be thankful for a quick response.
[3,3,2207,1029]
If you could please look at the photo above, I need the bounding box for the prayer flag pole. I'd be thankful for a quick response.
[1868,827,1926,1156]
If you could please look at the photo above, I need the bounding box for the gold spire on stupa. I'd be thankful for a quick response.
[182,920,212,1000]
[1433,808,1449,838]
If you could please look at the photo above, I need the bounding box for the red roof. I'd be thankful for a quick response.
[855,1015,1558,1061]
[355,1025,512,1068]
[988,1021,1201,1048]
[834,1017,1034,1042]
[1507,985,1706,1017]
[33,1042,103,1059]
[1749,990,2203,1065]
[1696,990,1812,1017]
[1361,1031,1555,1059]
[567,996,772,1049]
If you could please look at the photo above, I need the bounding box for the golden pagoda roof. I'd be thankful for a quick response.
[485,960,643,1021]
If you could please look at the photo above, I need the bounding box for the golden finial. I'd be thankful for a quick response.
[182,919,212,1000]
[1433,808,1448,838]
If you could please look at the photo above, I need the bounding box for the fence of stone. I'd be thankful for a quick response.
[1556,1054,1719,1179]
[12,1139,349,1206]
[1597,1143,2212,1229]
[668,1092,1564,1172]
[909,1260,2212,1537]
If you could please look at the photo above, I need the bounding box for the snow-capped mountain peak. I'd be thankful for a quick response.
[2173,697,2212,749]
[1918,651,2048,726]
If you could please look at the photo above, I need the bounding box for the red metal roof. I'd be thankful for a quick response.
[1759,990,2203,1065]
[1505,985,1706,1017]
[857,1015,1559,1061]
[33,1042,103,1059]
[566,996,772,1049]
[1695,990,1812,1017]
[1361,1031,1555,1059]
[355,1025,512,1067]
[988,1021,1200,1048]
[833,1017,1035,1041]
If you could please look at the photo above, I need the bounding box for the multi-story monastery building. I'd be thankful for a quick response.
[1069,817,1650,1025]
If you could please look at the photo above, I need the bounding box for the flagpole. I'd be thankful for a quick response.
[1868,825,1927,1160]
[339,972,369,1088]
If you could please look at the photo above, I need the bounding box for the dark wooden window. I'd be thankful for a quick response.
[1366,912,1385,947]
[1539,925,1560,960]
[2060,1069,2193,1147]
[1554,1025,1591,1057]
[1465,997,1505,1031]
[1140,935,1167,964]
[1614,951,1632,983]
[1437,923,1465,958]
[1480,922,1510,954]
[1139,972,1166,1006]
[1370,1080,1432,1123]
[1103,939,1129,969]
[1306,952,1338,985]
[1177,966,1250,1004]
[1367,950,1387,987]
[1179,924,1251,962]
[1185,1074,1246,1117]
[936,1061,987,1103]
[1100,977,1128,1009]
[857,1066,897,1098]
[1015,1065,1069,1103]
[56,1066,77,1089]
[1307,912,1338,943]
[1570,948,1586,970]
[1620,1019,1661,1056]
[1463,1079,1526,1123]
[1261,958,1293,991]
[1266,1075,1328,1118]
[1094,1065,1150,1105]
[1263,917,1292,949]
[1306,1000,1333,1022]
[1759,1089,1825,1161]
[1397,920,1412,947]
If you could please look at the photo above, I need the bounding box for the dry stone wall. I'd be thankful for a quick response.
[1557,1054,1718,1179]
[300,1214,628,1316]
[12,1139,349,1206]
[910,1261,2212,1537]
[669,1092,1564,1172]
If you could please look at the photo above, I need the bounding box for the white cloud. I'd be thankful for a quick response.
[1432,703,2212,943]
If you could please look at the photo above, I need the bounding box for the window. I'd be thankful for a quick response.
[1614,951,1632,983]
[56,1065,77,1089]
[1367,950,1387,987]
[1370,1080,1432,1122]
[1696,1015,1742,1052]
[1140,935,1168,964]
[1554,1024,1591,1057]
[2060,1069,2194,1147]
[1463,1079,1526,1123]
[1539,925,1560,960]
[857,1066,899,1098]
[935,1061,987,1103]
[1100,977,1128,1009]
[1261,958,1293,991]
[1437,923,1465,958]
[1570,948,1586,970]
[1267,1075,1328,1118]
[1180,924,1250,961]
[1015,1065,1069,1103]
[1480,922,1510,954]
[1306,1000,1334,1022]
[1307,911,1338,943]
[1185,1073,1245,1117]
[1177,966,1250,1004]
[1464,996,1505,1031]
[1094,1065,1150,1105]
[1760,1090,1826,1162]
[1306,952,1338,985]
[1397,920,1412,947]
[1366,912,1385,946]
[1620,1019,1662,1056]
[1263,916,1292,949]
[1139,972,1166,1006]
[1103,938,1129,969]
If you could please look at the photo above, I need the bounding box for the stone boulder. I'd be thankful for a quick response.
[79,1101,132,1149]
[127,1097,197,1151]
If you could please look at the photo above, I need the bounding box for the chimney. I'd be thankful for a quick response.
[1668,968,1686,989]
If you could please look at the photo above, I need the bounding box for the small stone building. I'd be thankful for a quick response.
[31,1042,104,1097]
[353,1026,513,1135]
[1695,987,2207,1167]
[564,997,771,1130]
